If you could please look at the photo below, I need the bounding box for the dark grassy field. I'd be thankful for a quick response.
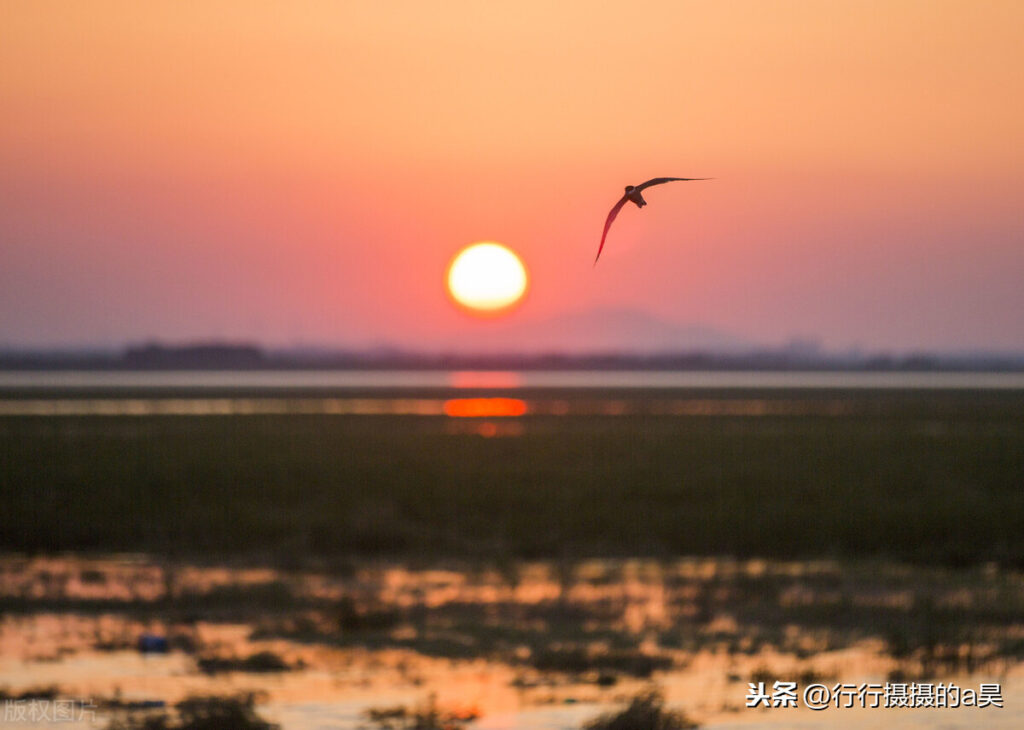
[2,388,1023,566]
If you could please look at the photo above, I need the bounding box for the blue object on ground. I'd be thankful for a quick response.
[137,634,169,653]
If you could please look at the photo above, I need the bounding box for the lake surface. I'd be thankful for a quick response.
[2,369,1024,390]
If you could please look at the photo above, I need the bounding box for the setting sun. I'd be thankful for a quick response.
[446,242,528,315]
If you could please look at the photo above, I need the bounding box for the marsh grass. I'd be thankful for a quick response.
[106,694,276,730]
[530,648,673,678]
[2,388,1022,566]
[360,694,479,730]
[582,689,698,730]
[0,685,59,701]
[196,650,292,674]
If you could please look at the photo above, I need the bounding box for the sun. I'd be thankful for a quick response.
[446,242,528,315]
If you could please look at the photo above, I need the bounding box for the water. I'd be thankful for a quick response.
[2,556,1020,730]
[2,369,1023,390]
[3,369,1020,417]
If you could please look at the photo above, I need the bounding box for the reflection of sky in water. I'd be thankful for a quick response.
[3,370,1024,390]
[0,397,857,417]
[1,556,1021,730]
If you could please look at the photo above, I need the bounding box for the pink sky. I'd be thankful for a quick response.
[2,1,1022,351]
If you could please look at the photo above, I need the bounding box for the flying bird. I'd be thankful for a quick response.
[595,177,711,264]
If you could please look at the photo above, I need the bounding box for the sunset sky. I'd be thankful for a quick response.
[2,1,1022,351]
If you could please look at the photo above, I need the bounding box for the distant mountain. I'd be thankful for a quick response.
[437,308,753,354]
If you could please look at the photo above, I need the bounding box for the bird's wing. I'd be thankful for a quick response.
[635,176,712,191]
[595,195,629,264]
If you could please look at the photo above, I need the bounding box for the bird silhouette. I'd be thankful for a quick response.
[595,177,711,264]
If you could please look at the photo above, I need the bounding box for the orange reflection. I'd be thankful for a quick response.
[443,398,527,417]
[449,371,522,389]
[445,420,525,437]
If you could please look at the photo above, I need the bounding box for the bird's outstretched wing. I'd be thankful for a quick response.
[636,176,712,191]
[595,194,629,264]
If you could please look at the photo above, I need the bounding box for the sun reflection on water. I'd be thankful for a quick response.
[442,398,528,418]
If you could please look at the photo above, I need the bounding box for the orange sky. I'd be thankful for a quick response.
[2,1,1022,350]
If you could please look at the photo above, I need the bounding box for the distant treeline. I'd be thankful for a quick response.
[1,342,1024,371]
[123,343,265,368]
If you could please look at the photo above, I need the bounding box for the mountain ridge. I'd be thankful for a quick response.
[431,307,754,354]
